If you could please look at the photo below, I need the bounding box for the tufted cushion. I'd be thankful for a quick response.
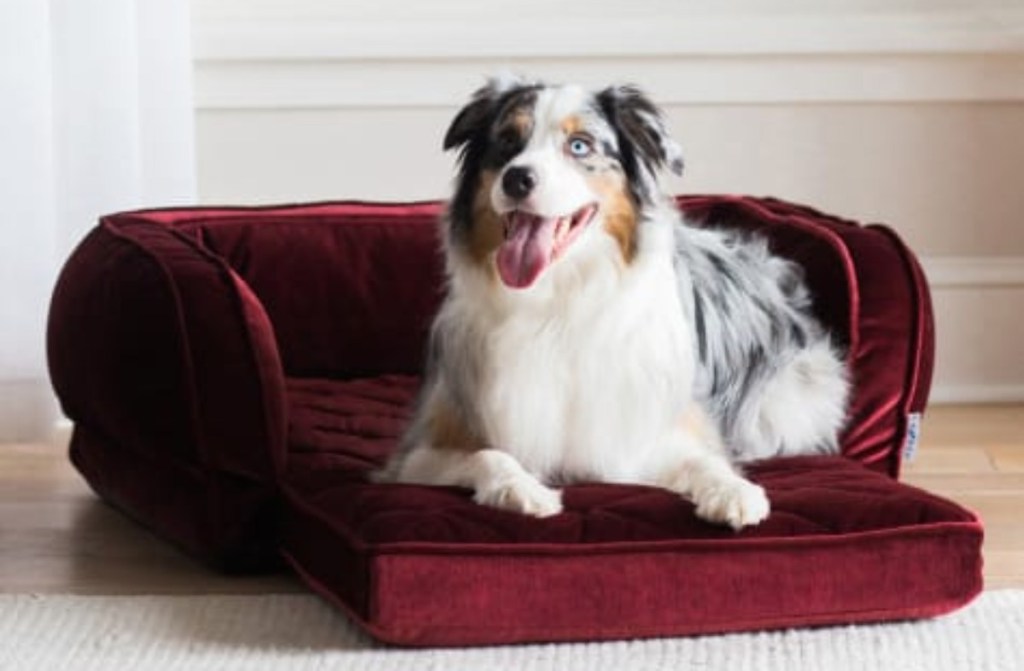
[279,376,981,646]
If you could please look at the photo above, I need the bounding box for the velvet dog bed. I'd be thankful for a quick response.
[47,195,983,646]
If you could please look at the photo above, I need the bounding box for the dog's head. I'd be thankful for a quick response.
[444,75,683,290]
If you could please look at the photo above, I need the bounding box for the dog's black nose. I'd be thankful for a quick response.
[502,166,537,201]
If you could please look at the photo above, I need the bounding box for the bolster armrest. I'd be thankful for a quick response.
[678,196,935,478]
[47,215,287,569]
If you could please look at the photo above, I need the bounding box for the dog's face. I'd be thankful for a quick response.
[444,76,683,289]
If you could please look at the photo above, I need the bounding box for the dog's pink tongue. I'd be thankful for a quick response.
[496,213,556,289]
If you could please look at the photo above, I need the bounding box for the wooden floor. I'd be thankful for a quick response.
[1,404,1021,594]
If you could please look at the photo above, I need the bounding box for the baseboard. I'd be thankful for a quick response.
[0,379,58,443]
[923,258,1023,404]
[922,256,1024,289]
[929,384,1024,405]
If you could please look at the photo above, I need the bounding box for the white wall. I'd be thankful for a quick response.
[189,0,1024,403]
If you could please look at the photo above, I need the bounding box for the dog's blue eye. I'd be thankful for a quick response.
[567,136,593,158]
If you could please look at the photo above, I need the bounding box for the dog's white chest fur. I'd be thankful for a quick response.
[469,240,693,482]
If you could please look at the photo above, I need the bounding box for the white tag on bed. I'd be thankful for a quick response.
[903,413,922,463]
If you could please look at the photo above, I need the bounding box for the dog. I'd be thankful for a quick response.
[378,75,849,529]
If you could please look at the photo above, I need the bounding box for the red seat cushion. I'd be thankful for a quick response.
[280,376,983,647]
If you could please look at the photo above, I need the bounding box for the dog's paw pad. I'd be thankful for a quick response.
[694,479,770,530]
[475,476,563,518]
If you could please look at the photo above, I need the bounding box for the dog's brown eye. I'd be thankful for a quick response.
[567,135,593,158]
[497,130,519,151]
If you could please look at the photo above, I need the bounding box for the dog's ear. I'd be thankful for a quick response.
[443,73,533,151]
[443,88,496,152]
[596,85,684,177]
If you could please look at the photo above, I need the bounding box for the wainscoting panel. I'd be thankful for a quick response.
[191,6,1024,402]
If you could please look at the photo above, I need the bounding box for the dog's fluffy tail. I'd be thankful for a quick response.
[727,340,849,462]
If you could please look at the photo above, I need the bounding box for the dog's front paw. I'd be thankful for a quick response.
[474,474,563,518]
[694,478,770,530]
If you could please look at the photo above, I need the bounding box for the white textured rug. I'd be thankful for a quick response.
[0,591,1020,670]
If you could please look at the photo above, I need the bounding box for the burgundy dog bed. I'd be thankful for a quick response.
[47,196,983,646]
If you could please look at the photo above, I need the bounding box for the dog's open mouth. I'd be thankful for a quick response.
[496,204,598,289]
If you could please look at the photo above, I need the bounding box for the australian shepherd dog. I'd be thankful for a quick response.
[379,76,849,529]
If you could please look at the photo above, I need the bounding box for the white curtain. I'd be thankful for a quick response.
[0,0,196,441]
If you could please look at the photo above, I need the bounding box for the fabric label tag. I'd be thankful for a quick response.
[903,412,922,463]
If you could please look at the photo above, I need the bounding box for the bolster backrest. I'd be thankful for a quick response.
[159,197,933,477]
[680,196,934,478]
[168,202,446,380]
[179,197,931,478]
[58,197,932,482]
